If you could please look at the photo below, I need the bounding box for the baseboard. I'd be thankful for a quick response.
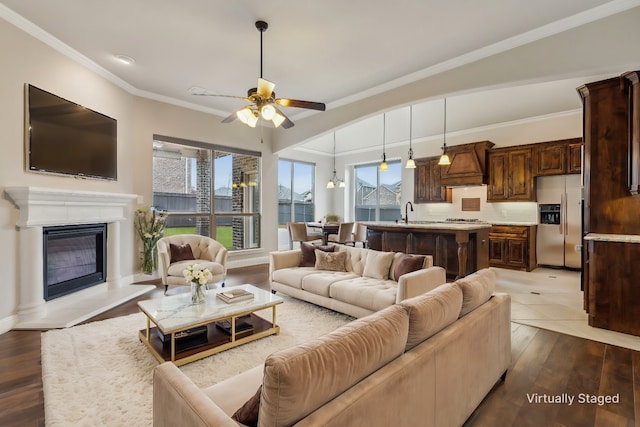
[227,255,269,269]
[0,314,18,335]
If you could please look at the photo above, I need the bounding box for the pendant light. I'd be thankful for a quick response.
[380,113,389,172]
[438,98,451,166]
[327,133,345,189]
[405,105,416,169]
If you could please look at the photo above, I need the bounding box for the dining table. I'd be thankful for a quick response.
[306,222,339,245]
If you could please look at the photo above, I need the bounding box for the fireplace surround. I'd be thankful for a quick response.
[5,186,155,329]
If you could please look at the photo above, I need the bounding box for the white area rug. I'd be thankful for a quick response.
[41,296,353,427]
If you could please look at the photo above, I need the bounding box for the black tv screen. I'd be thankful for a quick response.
[26,84,117,180]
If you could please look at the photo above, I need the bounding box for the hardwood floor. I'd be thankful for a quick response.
[0,264,638,426]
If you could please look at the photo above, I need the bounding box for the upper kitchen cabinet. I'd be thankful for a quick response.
[487,147,535,202]
[533,138,583,176]
[440,141,494,186]
[414,156,452,203]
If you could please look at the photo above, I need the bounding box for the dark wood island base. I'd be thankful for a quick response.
[365,222,490,279]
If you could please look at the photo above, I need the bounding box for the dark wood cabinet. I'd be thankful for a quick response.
[578,71,640,336]
[414,157,452,204]
[488,225,536,271]
[487,148,535,202]
[533,138,583,176]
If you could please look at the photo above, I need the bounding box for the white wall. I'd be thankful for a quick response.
[0,18,280,332]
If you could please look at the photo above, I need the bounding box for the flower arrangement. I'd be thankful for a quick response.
[183,264,212,304]
[134,206,168,274]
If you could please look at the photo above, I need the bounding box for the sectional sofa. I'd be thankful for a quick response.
[153,268,511,426]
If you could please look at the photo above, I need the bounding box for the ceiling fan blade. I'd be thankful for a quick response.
[222,112,238,123]
[257,78,275,98]
[272,106,295,129]
[275,98,326,111]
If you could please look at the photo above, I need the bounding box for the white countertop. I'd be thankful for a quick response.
[363,221,492,231]
[584,233,640,243]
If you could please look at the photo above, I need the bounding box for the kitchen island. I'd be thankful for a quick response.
[364,221,491,279]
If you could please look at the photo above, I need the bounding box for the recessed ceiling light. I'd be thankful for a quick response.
[114,54,135,65]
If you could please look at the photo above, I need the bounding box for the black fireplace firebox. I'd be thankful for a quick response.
[43,223,107,301]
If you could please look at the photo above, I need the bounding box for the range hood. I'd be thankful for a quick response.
[440,141,495,187]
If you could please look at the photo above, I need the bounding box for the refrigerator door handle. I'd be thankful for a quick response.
[559,193,564,235]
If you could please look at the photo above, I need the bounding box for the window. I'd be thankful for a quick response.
[355,160,401,221]
[278,159,315,226]
[152,136,261,250]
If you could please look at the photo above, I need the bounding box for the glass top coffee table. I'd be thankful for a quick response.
[138,284,283,366]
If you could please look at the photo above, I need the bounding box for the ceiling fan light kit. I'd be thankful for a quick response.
[195,20,325,129]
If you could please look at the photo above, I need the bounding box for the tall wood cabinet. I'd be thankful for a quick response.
[414,156,452,203]
[578,70,640,337]
[487,147,535,202]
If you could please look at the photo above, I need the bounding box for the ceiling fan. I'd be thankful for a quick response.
[192,20,326,129]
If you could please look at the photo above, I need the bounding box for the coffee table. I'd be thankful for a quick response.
[137,284,283,366]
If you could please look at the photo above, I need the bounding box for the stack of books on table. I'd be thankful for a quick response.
[216,288,254,304]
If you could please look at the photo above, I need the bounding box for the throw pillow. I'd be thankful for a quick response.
[362,250,395,280]
[169,243,195,263]
[299,242,335,267]
[394,254,426,280]
[314,249,347,272]
[231,384,261,427]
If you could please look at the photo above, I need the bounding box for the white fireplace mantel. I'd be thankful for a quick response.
[4,186,154,329]
[5,186,137,227]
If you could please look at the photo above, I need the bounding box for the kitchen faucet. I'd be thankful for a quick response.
[403,201,414,224]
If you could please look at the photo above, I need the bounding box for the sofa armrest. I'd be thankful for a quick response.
[206,245,228,274]
[157,243,170,284]
[153,362,237,427]
[395,266,447,303]
[269,250,302,279]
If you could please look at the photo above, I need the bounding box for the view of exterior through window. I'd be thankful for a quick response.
[355,160,402,221]
[278,159,315,228]
[152,138,261,250]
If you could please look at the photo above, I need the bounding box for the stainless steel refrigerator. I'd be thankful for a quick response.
[536,174,582,268]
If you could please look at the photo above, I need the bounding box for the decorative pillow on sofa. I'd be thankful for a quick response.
[362,250,395,280]
[394,254,426,280]
[231,384,261,427]
[169,243,195,263]
[314,249,347,272]
[299,242,335,267]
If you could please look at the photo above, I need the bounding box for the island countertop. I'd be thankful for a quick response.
[362,221,492,231]
[364,222,490,279]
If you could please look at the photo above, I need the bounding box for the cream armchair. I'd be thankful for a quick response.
[157,234,227,294]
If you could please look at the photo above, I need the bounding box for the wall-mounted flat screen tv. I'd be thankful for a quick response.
[26,84,117,180]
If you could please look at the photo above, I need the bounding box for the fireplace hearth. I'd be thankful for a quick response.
[43,223,107,300]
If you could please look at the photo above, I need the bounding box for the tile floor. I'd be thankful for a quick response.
[495,267,640,351]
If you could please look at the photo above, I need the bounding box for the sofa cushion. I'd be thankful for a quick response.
[394,254,426,281]
[231,384,261,427]
[362,250,395,280]
[329,277,397,312]
[271,267,318,290]
[456,268,496,317]
[259,304,409,427]
[314,250,347,272]
[400,282,463,350]
[169,243,195,263]
[299,242,335,267]
[301,271,359,297]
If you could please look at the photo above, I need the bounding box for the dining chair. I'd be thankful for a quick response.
[353,223,368,248]
[327,222,355,245]
[288,222,323,249]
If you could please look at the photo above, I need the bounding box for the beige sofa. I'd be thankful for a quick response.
[269,244,447,318]
[153,268,511,427]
